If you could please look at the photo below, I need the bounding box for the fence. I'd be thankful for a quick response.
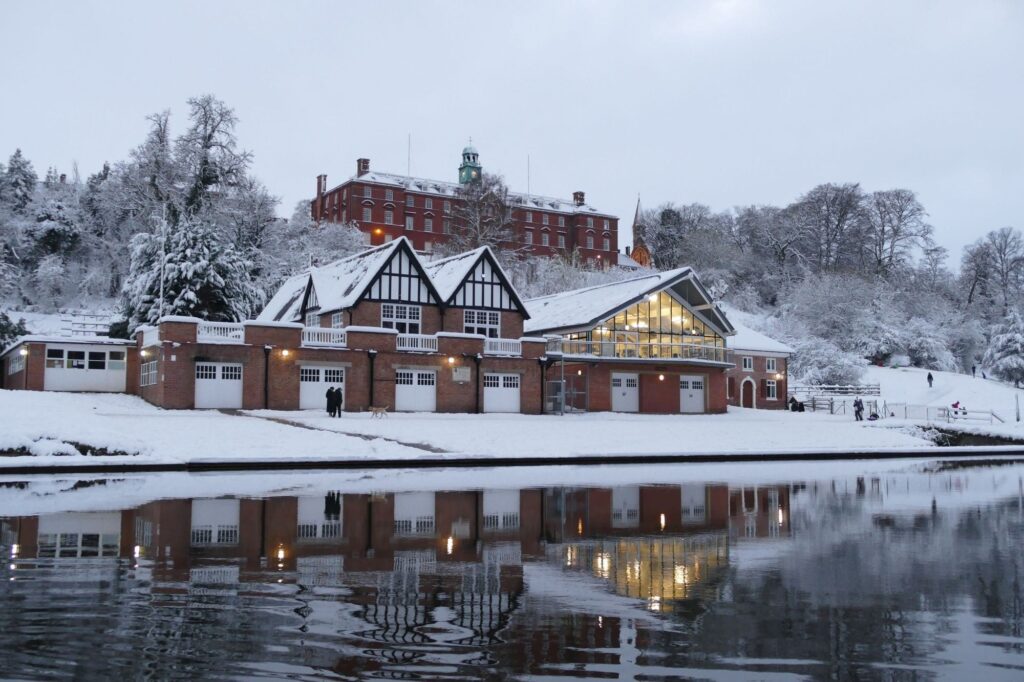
[804,397,879,416]
[881,402,1004,425]
[790,383,881,397]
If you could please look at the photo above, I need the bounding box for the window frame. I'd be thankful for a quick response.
[766,379,778,400]
[464,309,500,338]
[766,357,778,372]
[742,356,754,371]
[381,303,422,334]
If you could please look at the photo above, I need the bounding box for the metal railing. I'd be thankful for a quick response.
[556,339,727,363]
[791,383,881,397]
[197,322,245,343]
[484,338,522,356]
[882,402,1004,424]
[302,327,347,348]
[396,333,439,352]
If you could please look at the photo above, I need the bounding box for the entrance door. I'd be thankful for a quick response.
[611,372,639,412]
[194,362,243,409]
[299,366,346,410]
[741,379,755,408]
[679,374,705,413]
[395,370,437,412]
[483,373,521,413]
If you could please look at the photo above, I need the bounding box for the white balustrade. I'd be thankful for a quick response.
[197,322,245,343]
[301,327,347,348]
[396,334,439,352]
[484,338,522,356]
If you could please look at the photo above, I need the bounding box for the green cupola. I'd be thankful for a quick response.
[458,141,481,184]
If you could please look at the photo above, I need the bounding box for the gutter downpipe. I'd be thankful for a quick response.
[473,354,482,414]
[367,349,377,407]
[262,345,271,409]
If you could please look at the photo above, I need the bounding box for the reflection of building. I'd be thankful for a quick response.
[729,485,791,540]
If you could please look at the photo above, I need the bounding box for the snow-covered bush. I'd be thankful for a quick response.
[786,334,867,385]
[982,310,1024,383]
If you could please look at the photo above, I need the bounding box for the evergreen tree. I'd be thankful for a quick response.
[1,149,38,213]
[982,310,1024,383]
[122,218,263,329]
[0,311,28,348]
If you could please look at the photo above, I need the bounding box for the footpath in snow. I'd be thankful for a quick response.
[0,388,952,471]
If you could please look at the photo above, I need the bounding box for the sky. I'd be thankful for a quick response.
[1,1,1022,262]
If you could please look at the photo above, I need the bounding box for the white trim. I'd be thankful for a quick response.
[765,357,778,372]
[740,377,757,409]
[741,356,754,371]
[766,379,778,400]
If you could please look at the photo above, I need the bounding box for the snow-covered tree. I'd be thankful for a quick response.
[982,310,1024,383]
[0,311,28,348]
[444,172,517,254]
[1,149,38,213]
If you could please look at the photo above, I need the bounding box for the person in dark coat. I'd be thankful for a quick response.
[334,387,343,417]
[326,387,337,417]
[788,396,798,412]
[853,397,864,421]
[972,365,976,377]
[927,372,933,388]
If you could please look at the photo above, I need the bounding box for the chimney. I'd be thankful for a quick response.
[59,173,66,184]
[316,174,326,196]
[573,191,585,206]
[357,158,370,177]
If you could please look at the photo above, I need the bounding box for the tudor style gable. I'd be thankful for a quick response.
[364,242,440,305]
[449,254,525,313]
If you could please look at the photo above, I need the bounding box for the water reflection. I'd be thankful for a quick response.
[1,464,1023,680]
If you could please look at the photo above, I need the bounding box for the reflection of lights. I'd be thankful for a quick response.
[446,536,454,555]
[10,544,19,558]
[778,508,784,524]
[595,552,611,579]
[276,547,286,561]
[565,545,577,567]
[577,518,583,535]
[674,565,688,586]
[598,616,603,628]
[648,596,662,612]
[659,513,666,530]
[133,545,142,559]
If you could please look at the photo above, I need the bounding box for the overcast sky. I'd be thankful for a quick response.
[2,1,1022,261]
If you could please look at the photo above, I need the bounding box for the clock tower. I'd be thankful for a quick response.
[458,142,482,184]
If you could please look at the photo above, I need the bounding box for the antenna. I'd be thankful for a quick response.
[527,154,531,198]
[407,133,411,177]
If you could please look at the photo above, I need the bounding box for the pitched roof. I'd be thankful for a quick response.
[257,238,413,322]
[423,246,529,315]
[524,268,735,337]
[718,305,795,354]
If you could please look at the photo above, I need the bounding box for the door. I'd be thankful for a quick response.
[679,374,705,413]
[395,370,436,412]
[194,362,243,409]
[741,379,755,408]
[483,373,521,413]
[611,372,639,412]
[299,366,346,410]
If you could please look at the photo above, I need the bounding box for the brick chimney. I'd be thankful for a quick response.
[316,174,327,197]
[573,191,585,206]
[357,158,370,177]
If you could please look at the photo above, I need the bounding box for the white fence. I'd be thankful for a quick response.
[882,402,1004,425]
[791,383,881,397]
[484,338,522,356]
[302,327,347,348]
[396,334,439,352]
[197,322,245,343]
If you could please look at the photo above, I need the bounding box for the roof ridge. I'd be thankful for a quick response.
[526,267,691,302]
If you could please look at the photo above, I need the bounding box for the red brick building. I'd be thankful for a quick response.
[721,312,793,410]
[311,145,619,266]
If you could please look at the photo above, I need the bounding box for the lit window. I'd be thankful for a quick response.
[384,209,393,224]
[405,215,414,231]
[381,303,421,334]
[742,356,753,371]
[464,310,500,338]
[766,379,778,400]
[766,357,777,372]
[362,207,371,222]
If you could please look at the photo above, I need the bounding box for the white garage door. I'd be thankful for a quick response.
[299,366,346,410]
[611,372,639,412]
[484,373,520,413]
[679,375,705,413]
[395,370,436,412]
[194,362,243,409]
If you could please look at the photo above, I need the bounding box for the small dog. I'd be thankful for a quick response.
[369,406,389,419]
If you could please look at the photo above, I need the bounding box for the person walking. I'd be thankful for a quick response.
[853,397,864,422]
[927,372,933,388]
[334,387,343,418]
[972,364,976,378]
[326,386,337,417]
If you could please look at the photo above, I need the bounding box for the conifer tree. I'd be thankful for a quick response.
[2,149,38,213]
[982,310,1024,383]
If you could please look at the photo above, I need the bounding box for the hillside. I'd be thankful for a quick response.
[865,365,1023,416]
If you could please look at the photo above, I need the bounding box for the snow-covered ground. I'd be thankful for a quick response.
[865,365,1023,415]
[0,389,945,468]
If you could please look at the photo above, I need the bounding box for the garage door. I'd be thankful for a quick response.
[299,366,346,410]
[484,373,520,413]
[395,370,436,412]
[611,372,639,412]
[679,375,705,413]
[194,362,243,409]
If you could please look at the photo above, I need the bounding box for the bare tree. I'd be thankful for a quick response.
[984,226,1024,312]
[444,172,517,253]
[864,189,932,276]
[793,183,867,273]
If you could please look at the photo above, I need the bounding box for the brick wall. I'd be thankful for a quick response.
[725,353,788,409]
[558,362,727,414]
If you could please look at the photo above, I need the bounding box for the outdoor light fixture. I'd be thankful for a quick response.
[577,369,582,376]
[281,349,290,357]
[447,356,456,365]
[140,350,148,358]
[133,545,142,559]
[10,544,18,559]
[18,348,28,356]
[373,228,382,235]
[659,374,665,381]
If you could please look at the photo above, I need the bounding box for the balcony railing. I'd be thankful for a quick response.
[396,333,439,352]
[302,327,347,348]
[557,339,727,363]
[483,338,522,356]
[197,322,245,343]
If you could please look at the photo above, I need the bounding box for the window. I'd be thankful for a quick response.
[603,219,610,230]
[417,372,435,386]
[558,216,565,227]
[306,311,319,327]
[140,360,158,387]
[424,198,433,210]
[396,370,414,385]
[587,217,594,228]
[524,231,533,245]
[603,237,611,251]
[405,215,414,231]
[558,234,566,248]
[46,348,64,369]
[742,356,753,371]
[586,235,594,249]
[385,189,394,201]
[300,367,320,382]
[196,364,217,380]
[364,186,373,198]
[325,368,344,383]
[66,350,86,369]
[503,375,520,388]
[381,303,421,334]
[766,379,778,400]
[424,241,432,253]
[362,207,371,222]
[541,232,550,247]
[406,195,414,207]
[525,211,533,223]
[8,354,25,375]
[465,310,500,337]
[542,214,549,225]
[443,219,452,234]
[331,312,344,328]
[384,209,393,224]
[109,351,126,370]
[221,365,242,381]
[88,351,106,370]
[424,217,433,232]
[766,357,777,372]
[625,377,638,388]
[444,200,451,214]
[484,374,500,388]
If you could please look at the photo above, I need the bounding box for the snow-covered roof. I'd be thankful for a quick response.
[330,171,615,218]
[524,268,735,337]
[258,239,409,322]
[717,305,794,354]
[616,252,645,270]
[2,334,134,358]
[423,247,489,302]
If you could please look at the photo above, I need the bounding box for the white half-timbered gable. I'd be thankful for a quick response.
[423,247,528,315]
[363,243,438,305]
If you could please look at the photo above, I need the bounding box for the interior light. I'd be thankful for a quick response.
[648,294,658,302]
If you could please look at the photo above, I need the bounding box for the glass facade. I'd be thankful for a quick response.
[562,291,724,360]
